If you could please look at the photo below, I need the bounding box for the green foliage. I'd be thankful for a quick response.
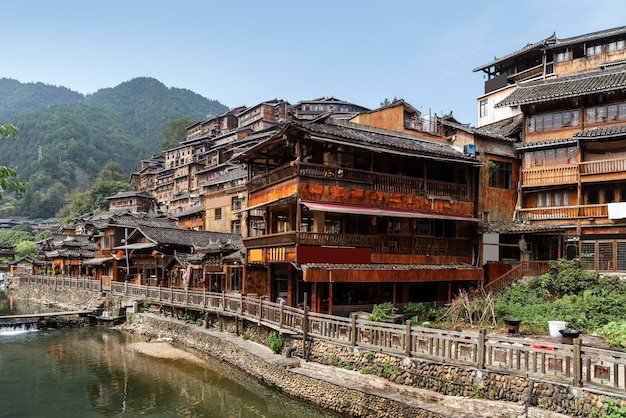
[496,259,626,336]
[0,77,228,218]
[369,302,394,322]
[15,241,36,258]
[161,118,197,151]
[364,351,375,362]
[359,366,371,374]
[331,355,341,366]
[0,123,26,201]
[242,332,251,341]
[267,331,285,354]
[597,322,626,351]
[595,397,626,418]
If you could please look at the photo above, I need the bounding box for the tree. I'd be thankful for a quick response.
[379,97,401,107]
[161,118,196,151]
[0,124,26,200]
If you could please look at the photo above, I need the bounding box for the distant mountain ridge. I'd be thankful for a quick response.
[0,78,84,121]
[0,77,230,219]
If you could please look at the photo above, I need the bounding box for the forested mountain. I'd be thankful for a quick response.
[0,78,84,121]
[0,77,229,219]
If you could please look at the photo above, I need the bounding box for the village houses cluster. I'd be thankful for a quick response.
[7,25,626,316]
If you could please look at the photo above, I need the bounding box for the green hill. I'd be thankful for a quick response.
[0,78,84,121]
[0,77,229,218]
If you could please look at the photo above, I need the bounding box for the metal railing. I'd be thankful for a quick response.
[16,274,626,393]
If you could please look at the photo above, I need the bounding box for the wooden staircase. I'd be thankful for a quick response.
[471,261,550,298]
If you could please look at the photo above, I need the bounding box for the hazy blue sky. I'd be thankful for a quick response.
[4,1,625,125]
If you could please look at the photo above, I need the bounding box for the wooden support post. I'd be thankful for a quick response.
[477,328,486,370]
[351,315,357,347]
[405,319,412,357]
[303,292,309,361]
[573,337,582,387]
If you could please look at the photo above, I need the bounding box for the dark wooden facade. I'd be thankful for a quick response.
[236,114,483,314]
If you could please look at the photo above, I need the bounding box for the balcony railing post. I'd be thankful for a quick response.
[405,320,412,357]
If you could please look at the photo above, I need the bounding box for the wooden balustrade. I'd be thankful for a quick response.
[245,232,471,258]
[17,273,626,393]
[580,158,626,175]
[521,166,578,187]
[249,162,470,202]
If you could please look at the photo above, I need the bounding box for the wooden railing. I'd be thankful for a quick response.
[521,166,578,187]
[471,261,550,298]
[243,232,471,258]
[249,162,471,202]
[517,204,608,220]
[16,273,626,393]
[580,158,626,176]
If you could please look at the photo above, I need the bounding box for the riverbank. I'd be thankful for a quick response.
[7,280,613,417]
[120,312,570,418]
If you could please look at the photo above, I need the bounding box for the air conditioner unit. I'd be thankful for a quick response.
[238,193,245,199]
[463,144,477,155]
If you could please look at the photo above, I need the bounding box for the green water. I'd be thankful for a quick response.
[0,292,342,418]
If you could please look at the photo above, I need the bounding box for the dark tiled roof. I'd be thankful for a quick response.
[474,26,626,72]
[444,118,519,142]
[478,221,565,234]
[294,120,476,163]
[496,66,626,107]
[473,35,556,72]
[136,225,243,251]
[555,26,626,48]
[515,137,577,150]
[573,123,626,139]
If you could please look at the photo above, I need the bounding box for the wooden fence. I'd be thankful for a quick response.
[16,274,626,393]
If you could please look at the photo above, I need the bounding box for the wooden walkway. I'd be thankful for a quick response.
[0,310,93,321]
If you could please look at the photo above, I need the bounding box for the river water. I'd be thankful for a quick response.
[0,291,342,418]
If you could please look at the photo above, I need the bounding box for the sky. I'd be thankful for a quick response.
[4,1,626,125]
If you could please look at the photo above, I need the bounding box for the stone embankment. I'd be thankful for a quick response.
[7,281,623,418]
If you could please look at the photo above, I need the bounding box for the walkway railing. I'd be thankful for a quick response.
[16,274,626,393]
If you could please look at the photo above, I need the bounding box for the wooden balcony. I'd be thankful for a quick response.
[243,231,471,259]
[518,204,608,220]
[521,166,578,188]
[249,162,471,202]
[579,158,626,182]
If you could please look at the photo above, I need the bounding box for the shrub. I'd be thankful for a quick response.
[267,331,284,354]
[368,302,394,322]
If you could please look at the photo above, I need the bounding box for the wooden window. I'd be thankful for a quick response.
[586,108,596,124]
[535,151,544,166]
[620,104,626,120]
[545,149,555,166]
[524,153,533,168]
[489,161,512,189]
[215,208,222,220]
[608,105,618,121]
[556,148,567,165]
[527,117,535,133]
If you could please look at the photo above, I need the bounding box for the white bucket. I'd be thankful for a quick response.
[548,320,567,337]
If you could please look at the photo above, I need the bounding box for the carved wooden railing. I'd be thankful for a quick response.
[521,166,578,187]
[580,157,626,175]
[249,162,471,202]
[517,204,607,220]
[243,232,471,257]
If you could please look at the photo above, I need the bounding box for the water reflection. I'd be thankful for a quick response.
[0,290,341,418]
